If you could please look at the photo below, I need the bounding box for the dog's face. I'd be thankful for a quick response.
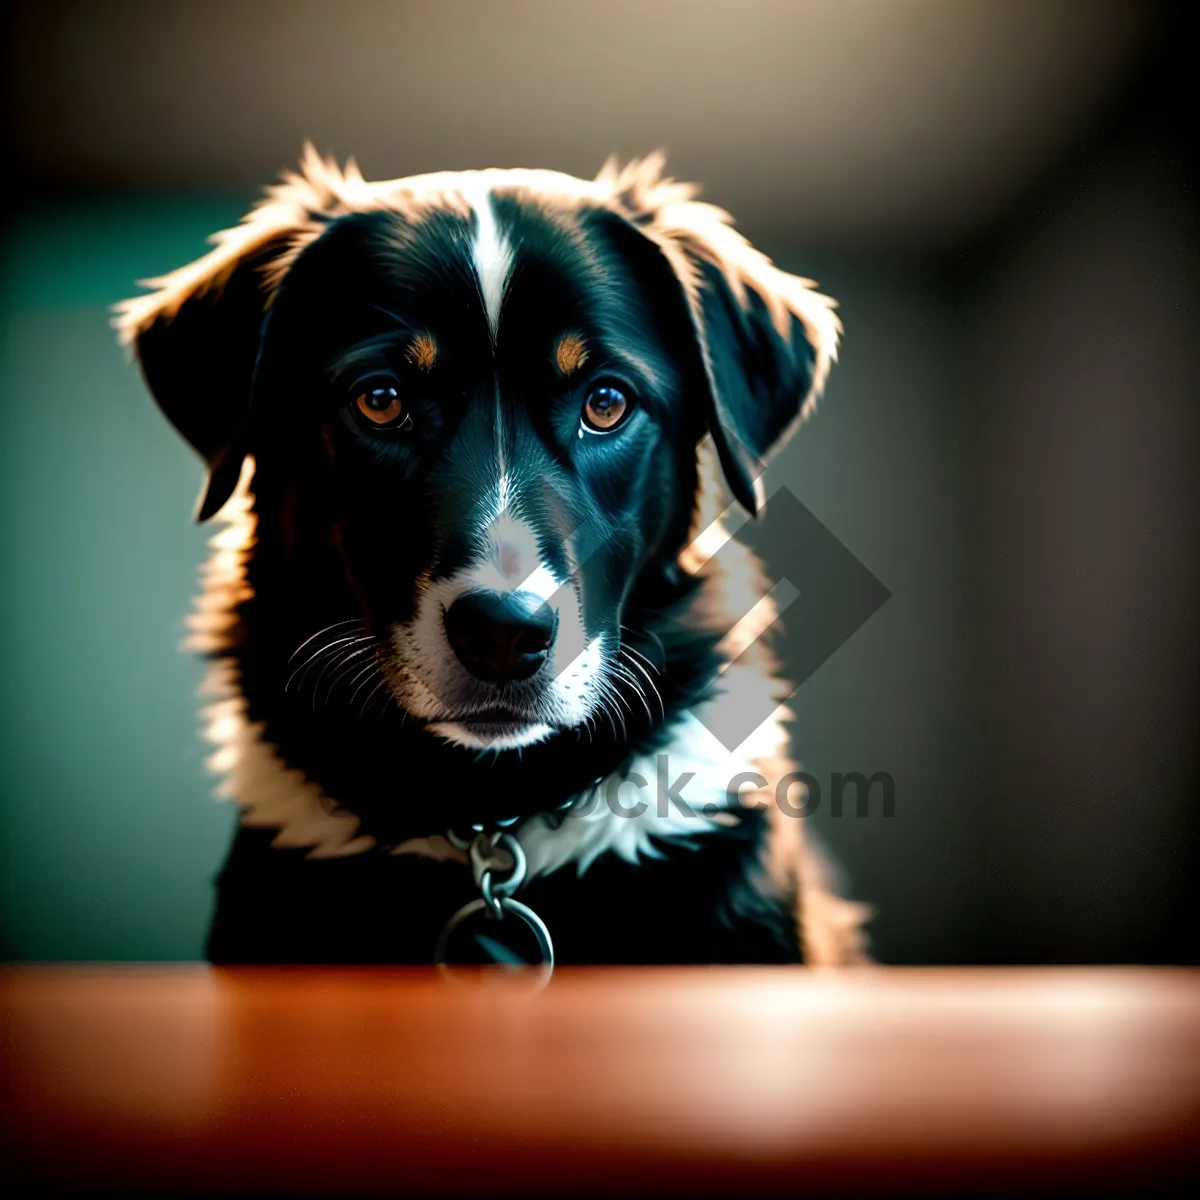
[257,201,700,749]
[119,154,839,757]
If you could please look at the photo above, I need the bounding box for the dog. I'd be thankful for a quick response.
[116,146,870,967]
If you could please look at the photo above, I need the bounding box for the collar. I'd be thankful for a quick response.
[436,825,555,986]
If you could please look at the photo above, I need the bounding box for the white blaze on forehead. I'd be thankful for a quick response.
[461,176,514,341]
[495,470,513,519]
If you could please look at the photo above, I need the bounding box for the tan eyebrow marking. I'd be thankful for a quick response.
[407,332,438,372]
[554,331,589,377]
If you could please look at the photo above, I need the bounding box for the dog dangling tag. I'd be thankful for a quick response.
[435,830,554,988]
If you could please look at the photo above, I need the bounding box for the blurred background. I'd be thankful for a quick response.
[0,0,1195,964]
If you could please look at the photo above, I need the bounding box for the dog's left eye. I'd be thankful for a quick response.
[354,385,411,430]
[581,384,631,433]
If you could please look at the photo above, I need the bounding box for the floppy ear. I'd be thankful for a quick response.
[597,154,841,514]
[113,145,353,519]
[115,238,279,520]
[683,254,832,514]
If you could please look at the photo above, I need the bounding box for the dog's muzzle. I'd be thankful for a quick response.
[443,589,557,684]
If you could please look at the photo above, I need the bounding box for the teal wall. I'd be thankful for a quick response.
[0,198,251,959]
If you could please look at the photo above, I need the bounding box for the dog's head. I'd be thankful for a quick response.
[117,149,838,755]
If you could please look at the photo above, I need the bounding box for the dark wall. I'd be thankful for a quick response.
[752,115,1199,965]
[967,136,1199,964]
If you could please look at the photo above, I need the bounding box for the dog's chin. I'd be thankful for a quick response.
[427,719,558,752]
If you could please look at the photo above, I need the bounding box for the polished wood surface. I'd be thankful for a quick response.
[3,966,1198,1194]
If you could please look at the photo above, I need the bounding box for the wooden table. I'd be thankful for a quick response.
[3,967,1197,1194]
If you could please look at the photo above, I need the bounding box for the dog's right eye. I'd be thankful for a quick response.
[354,385,410,430]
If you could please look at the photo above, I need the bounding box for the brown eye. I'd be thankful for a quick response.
[355,385,406,428]
[582,384,630,432]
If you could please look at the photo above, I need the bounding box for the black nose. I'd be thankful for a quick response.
[443,590,557,684]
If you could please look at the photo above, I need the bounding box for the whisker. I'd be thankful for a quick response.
[290,644,370,697]
[620,648,665,718]
[311,643,373,710]
[358,677,390,720]
[621,624,666,669]
[288,619,364,664]
[622,643,662,678]
[321,646,375,692]
[609,675,634,717]
[347,659,383,709]
[595,676,628,740]
[287,633,371,691]
[613,661,654,725]
[600,704,618,741]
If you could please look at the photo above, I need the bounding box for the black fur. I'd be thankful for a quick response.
[124,163,833,966]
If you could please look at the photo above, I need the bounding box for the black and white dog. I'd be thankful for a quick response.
[118,147,869,967]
